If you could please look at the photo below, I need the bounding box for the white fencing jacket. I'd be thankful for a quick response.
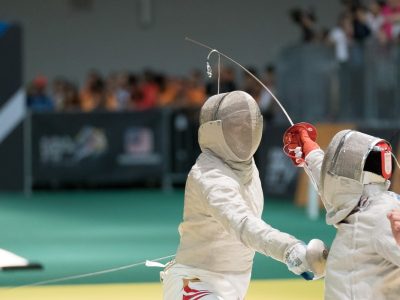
[306,150,400,300]
[175,151,300,274]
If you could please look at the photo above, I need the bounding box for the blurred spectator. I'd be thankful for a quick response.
[158,76,184,107]
[328,12,354,63]
[105,72,131,111]
[289,7,319,42]
[241,66,261,102]
[182,69,206,108]
[127,73,141,109]
[353,5,372,43]
[366,0,386,39]
[51,77,68,111]
[258,64,277,123]
[26,75,54,111]
[206,65,237,95]
[51,77,80,111]
[104,72,118,111]
[381,0,400,42]
[80,70,106,112]
[62,82,81,111]
[133,70,160,110]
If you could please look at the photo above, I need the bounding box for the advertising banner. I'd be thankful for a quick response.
[31,110,168,188]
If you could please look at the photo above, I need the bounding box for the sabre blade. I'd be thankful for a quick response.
[185,37,294,126]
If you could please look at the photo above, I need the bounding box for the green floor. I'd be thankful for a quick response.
[0,190,335,287]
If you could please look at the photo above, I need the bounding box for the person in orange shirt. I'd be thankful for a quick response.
[183,69,206,108]
[133,70,160,111]
[157,76,183,107]
[80,70,106,112]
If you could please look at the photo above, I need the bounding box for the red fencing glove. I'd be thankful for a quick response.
[283,122,319,166]
[299,129,320,157]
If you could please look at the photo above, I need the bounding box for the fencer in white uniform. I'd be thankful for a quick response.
[292,128,400,300]
[162,91,326,300]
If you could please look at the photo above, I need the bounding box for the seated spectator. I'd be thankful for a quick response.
[133,70,160,111]
[26,75,54,111]
[105,72,131,111]
[206,65,237,96]
[241,66,261,102]
[182,69,206,108]
[80,70,106,112]
[63,82,82,112]
[51,77,68,111]
[158,76,184,107]
[52,77,80,111]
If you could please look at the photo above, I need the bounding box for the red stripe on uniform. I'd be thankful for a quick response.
[183,285,212,300]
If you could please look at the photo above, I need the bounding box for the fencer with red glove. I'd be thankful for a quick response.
[283,125,400,299]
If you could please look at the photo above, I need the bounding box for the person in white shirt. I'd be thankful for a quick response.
[162,91,327,300]
[328,13,353,63]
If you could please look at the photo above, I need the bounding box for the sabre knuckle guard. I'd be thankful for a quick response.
[283,122,317,166]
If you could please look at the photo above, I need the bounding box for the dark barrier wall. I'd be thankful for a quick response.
[169,108,201,180]
[31,110,170,188]
[13,109,400,197]
[256,124,299,199]
[0,24,24,191]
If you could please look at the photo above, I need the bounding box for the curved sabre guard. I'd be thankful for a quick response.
[283,122,317,167]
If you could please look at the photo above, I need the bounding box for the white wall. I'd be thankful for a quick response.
[0,0,341,84]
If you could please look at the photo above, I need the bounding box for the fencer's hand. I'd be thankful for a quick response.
[284,243,310,276]
[282,122,319,167]
[387,210,400,246]
[304,239,329,279]
[284,239,329,280]
[298,129,320,157]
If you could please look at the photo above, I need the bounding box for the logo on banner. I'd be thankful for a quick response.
[40,126,108,164]
[117,127,161,165]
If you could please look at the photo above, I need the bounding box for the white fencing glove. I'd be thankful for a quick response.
[284,239,329,280]
[284,242,309,275]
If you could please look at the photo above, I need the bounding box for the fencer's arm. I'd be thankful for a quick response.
[304,149,324,193]
[200,175,300,263]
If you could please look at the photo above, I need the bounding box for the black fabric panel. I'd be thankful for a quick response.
[0,24,22,107]
[0,123,24,190]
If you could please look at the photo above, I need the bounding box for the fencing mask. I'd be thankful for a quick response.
[320,130,392,224]
[198,91,263,163]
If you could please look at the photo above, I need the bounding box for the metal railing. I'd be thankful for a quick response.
[276,42,400,125]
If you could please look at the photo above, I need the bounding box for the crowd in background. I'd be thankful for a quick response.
[26,65,278,121]
[27,0,400,117]
[291,0,400,62]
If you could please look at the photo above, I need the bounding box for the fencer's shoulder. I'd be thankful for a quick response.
[378,191,400,207]
[368,192,400,211]
[366,193,400,231]
[386,191,400,202]
[191,153,238,185]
